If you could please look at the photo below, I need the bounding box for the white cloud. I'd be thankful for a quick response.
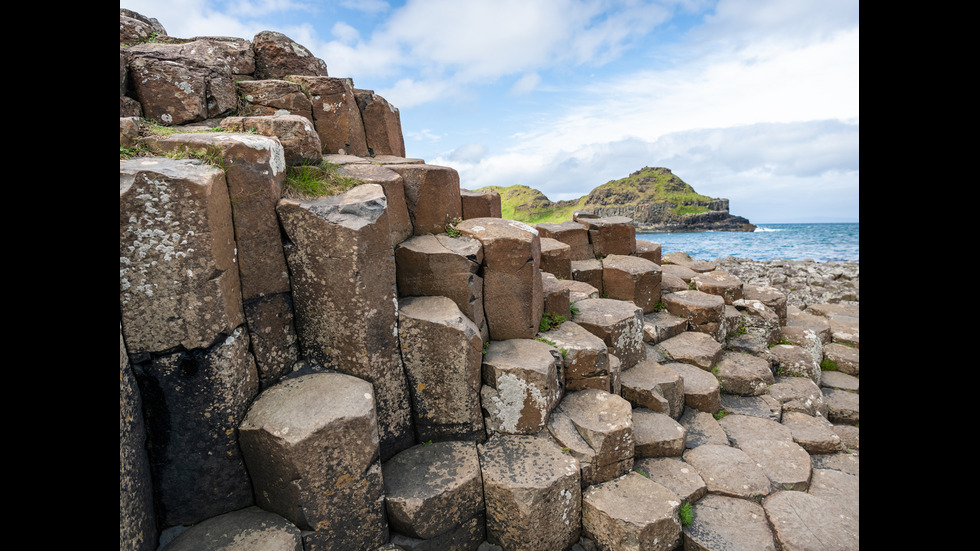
[509,73,541,96]
[331,21,360,44]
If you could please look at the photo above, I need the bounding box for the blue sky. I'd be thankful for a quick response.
[122,0,859,224]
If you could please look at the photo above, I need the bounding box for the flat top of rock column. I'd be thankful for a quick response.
[455,217,539,243]
[478,434,579,488]
[280,183,387,230]
[482,339,557,381]
[240,372,376,445]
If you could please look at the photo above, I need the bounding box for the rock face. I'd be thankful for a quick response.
[120,10,858,551]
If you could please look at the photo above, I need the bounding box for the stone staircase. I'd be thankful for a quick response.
[120,10,858,551]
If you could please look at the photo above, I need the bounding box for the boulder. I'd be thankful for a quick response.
[382,441,484,541]
[353,89,406,157]
[678,409,729,449]
[572,298,645,370]
[535,221,592,260]
[158,506,302,551]
[582,472,681,551]
[398,296,485,443]
[252,30,328,79]
[601,254,662,313]
[481,339,561,435]
[546,389,634,486]
[455,218,543,340]
[286,76,368,155]
[742,284,787,325]
[239,373,387,551]
[396,234,486,340]
[478,434,581,551]
[120,157,242,356]
[822,387,859,426]
[235,79,314,121]
[276,184,413,459]
[460,189,502,219]
[388,164,463,236]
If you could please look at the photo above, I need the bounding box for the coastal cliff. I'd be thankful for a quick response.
[480,167,756,233]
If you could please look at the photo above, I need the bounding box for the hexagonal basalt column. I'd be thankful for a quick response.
[537,320,611,392]
[602,254,662,313]
[536,220,592,260]
[571,298,645,370]
[478,434,581,551]
[579,215,636,257]
[546,389,634,487]
[398,296,485,443]
[238,373,387,551]
[481,339,561,435]
[456,218,543,340]
[582,472,682,551]
[386,164,463,235]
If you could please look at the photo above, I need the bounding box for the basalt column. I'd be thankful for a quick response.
[276,184,413,459]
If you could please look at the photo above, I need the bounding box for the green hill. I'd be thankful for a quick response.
[476,167,718,225]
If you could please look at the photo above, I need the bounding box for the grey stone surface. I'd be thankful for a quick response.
[632,408,686,458]
[653,331,723,370]
[683,494,776,551]
[547,389,634,486]
[159,506,302,551]
[763,491,858,550]
[572,298,645,370]
[632,457,706,505]
[481,339,561,435]
[582,472,681,551]
[738,438,812,491]
[619,360,685,418]
[682,444,771,499]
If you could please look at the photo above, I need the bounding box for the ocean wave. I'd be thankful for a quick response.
[753,227,781,232]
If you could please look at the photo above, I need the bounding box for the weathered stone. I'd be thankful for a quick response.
[678,409,729,449]
[662,252,715,273]
[582,472,681,551]
[242,293,300,390]
[235,79,314,121]
[632,408,686,457]
[571,258,604,296]
[537,320,609,392]
[785,306,832,344]
[742,284,787,325]
[388,513,486,551]
[661,263,697,283]
[456,218,542,340]
[125,40,240,124]
[820,370,859,393]
[388,164,464,235]
[730,297,782,347]
[460,189,502,219]
[120,116,140,148]
[821,387,859,426]
[715,351,774,396]
[833,424,859,451]
[823,342,860,375]
[252,30,328,79]
[634,458,706,505]
[547,389,634,486]
[717,414,793,448]
[396,234,486,340]
[481,339,561,434]
[536,221,592,260]
[633,239,661,265]
[719,394,781,421]
[762,491,858,551]
[120,12,159,46]
[781,411,843,454]
[690,269,742,304]
[219,114,321,166]
[663,290,725,339]
[287,76,368,155]
[683,494,776,551]
[158,506,302,551]
[239,373,387,551]
[811,451,859,476]
[619,360,684,419]
[769,375,827,417]
[739,439,812,491]
[641,309,687,345]
[352,88,406,156]
[120,157,243,356]
[121,95,144,117]
[601,254,662,313]
[142,132,290,301]
[276,184,413,458]
[664,361,721,414]
[133,326,258,527]
[540,237,572,280]
[335,163,413,246]
[770,343,821,385]
[398,296,485,442]
[478,434,581,551]
[565,279,600,303]
[682,444,771,499]
[608,353,623,396]
[653,331,723,370]
[541,272,572,321]
[572,298,645,370]
[120,329,157,551]
[808,468,860,519]
[382,441,484,540]
[579,216,636,257]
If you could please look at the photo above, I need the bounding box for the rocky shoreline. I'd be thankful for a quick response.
[712,256,859,309]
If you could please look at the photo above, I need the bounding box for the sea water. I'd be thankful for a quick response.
[636,223,859,263]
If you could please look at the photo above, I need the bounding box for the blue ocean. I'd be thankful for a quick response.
[636,223,859,263]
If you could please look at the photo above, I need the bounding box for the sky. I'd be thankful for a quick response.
[122,0,859,224]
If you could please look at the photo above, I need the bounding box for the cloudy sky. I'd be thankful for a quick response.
[122,0,859,224]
